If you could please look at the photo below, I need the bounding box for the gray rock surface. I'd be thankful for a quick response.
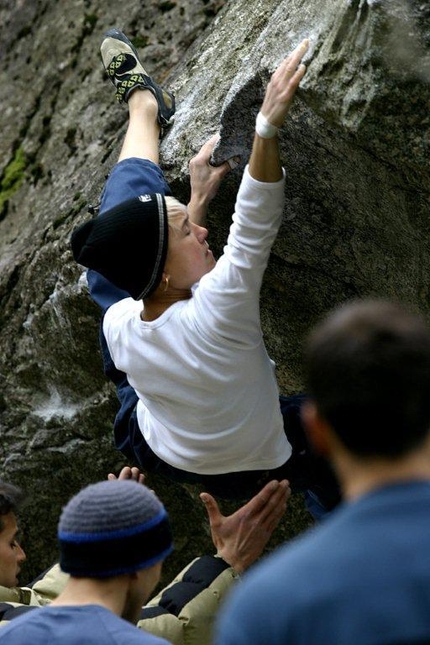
[0,0,428,586]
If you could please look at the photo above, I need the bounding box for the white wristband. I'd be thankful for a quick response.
[255,111,279,139]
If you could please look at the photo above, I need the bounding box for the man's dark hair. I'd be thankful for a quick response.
[0,481,23,532]
[305,299,430,457]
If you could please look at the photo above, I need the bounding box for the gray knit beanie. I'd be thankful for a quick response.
[58,480,173,578]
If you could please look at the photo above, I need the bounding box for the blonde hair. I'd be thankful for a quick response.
[165,196,186,218]
[165,196,187,236]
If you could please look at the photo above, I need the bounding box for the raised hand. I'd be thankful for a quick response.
[200,479,290,574]
[260,39,309,129]
[188,134,232,225]
[249,39,309,182]
[107,465,145,484]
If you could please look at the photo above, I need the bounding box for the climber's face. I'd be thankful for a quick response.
[164,206,216,290]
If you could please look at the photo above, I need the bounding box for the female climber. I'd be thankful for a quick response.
[71,29,339,514]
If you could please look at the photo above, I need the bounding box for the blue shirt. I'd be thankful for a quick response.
[0,604,170,645]
[215,482,430,645]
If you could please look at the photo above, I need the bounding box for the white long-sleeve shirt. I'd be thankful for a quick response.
[103,166,292,475]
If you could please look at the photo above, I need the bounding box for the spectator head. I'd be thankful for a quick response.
[304,299,430,458]
[0,481,26,588]
[58,479,173,621]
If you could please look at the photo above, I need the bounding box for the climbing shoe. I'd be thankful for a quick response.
[100,28,175,128]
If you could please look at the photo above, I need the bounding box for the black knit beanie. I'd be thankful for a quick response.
[70,194,168,300]
[58,480,173,578]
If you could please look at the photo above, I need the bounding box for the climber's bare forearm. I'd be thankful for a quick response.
[249,134,283,182]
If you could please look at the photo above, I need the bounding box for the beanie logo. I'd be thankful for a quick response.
[138,194,153,203]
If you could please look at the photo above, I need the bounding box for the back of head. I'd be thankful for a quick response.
[0,481,23,532]
[58,480,173,578]
[305,299,430,458]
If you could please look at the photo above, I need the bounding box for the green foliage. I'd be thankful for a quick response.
[0,146,27,220]
[131,35,149,49]
[83,13,98,29]
[159,1,176,12]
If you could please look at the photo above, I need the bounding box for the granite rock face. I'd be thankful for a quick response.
[0,0,428,584]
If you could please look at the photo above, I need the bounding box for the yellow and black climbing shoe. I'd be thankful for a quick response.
[100,28,175,128]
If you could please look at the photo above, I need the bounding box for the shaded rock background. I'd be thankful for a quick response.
[0,0,428,587]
